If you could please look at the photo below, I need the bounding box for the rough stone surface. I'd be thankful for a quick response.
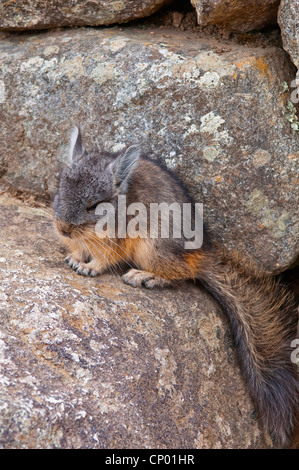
[0,195,268,449]
[190,0,280,32]
[278,0,299,72]
[0,0,171,31]
[0,27,298,274]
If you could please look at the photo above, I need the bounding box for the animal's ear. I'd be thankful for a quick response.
[112,144,141,191]
[68,126,84,163]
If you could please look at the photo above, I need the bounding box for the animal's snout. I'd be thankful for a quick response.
[55,219,74,238]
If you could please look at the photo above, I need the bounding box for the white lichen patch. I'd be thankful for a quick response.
[200,112,225,134]
[0,338,8,362]
[168,50,234,83]
[110,37,129,51]
[194,51,235,77]
[217,130,233,145]
[261,211,290,239]
[149,61,175,85]
[101,35,130,52]
[199,71,220,87]
[202,146,219,162]
[154,347,177,398]
[19,56,59,86]
[246,189,290,238]
[246,189,268,214]
[0,80,6,103]
[148,49,187,86]
[20,56,44,72]
[207,363,216,377]
[184,124,200,137]
[63,56,85,82]
[0,290,7,301]
[43,45,60,57]
[114,88,137,107]
[112,1,125,12]
[90,62,116,85]
[75,367,93,386]
[181,63,201,81]
[164,151,183,169]
[252,149,271,166]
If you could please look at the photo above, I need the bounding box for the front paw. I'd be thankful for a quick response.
[75,263,98,277]
[65,255,80,270]
[65,256,98,277]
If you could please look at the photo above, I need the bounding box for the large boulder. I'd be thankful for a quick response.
[190,0,280,32]
[0,27,298,273]
[278,0,299,73]
[0,0,170,31]
[0,195,268,448]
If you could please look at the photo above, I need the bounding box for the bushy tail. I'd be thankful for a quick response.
[199,253,299,447]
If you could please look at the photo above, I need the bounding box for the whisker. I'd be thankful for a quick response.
[84,235,127,275]
[82,235,122,280]
[104,237,136,268]
[79,239,89,262]
[80,237,116,277]
[84,229,135,270]
[92,235,130,276]
[89,236,125,275]
[39,208,54,218]
[93,241,124,280]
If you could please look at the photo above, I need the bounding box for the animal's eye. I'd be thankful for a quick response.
[86,202,100,212]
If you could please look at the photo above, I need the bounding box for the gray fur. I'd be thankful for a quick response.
[53,131,141,226]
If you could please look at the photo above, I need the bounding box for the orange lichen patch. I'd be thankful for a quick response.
[288,154,299,161]
[279,94,288,107]
[63,308,89,335]
[234,56,273,82]
[21,332,74,380]
[234,57,255,70]
[254,57,273,81]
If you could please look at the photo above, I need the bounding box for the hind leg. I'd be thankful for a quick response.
[122,269,173,289]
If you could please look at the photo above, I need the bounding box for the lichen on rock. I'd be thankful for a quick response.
[0,27,298,273]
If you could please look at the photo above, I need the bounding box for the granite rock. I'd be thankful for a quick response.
[0,27,298,272]
[278,0,299,73]
[0,195,268,448]
[190,0,280,32]
[0,0,171,31]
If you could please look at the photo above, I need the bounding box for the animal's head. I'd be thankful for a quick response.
[53,126,141,239]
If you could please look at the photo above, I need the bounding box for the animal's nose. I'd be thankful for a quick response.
[61,228,71,237]
[55,220,73,238]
